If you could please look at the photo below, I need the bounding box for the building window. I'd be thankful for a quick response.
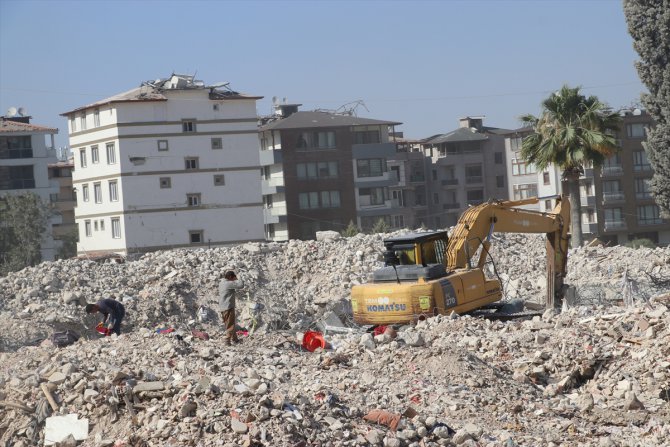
[604,208,623,225]
[512,183,537,200]
[91,145,99,164]
[100,219,105,231]
[93,182,102,203]
[509,137,523,151]
[433,192,440,204]
[182,120,196,133]
[0,165,35,189]
[94,221,98,231]
[211,138,223,150]
[296,131,336,150]
[393,215,404,228]
[80,149,87,168]
[511,154,536,175]
[111,217,121,238]
[494,152,503,164]
[185,157,199,170]
[359,187,387,206]
[581,181,594,196]
[604,153,622,168]
[543,172,550,185]
[638,205,662,225]
[80,114,87,131]
[353,129,381,144]
[82,184,89,202]
[496,175,505,188]
[583,209,596,224]
[545,199,552,210]
[109,180,118,201]
[93,109,100,127]
[466,189,484,204]
[633,150,651,171]
[297,162,338,179]
[187,193,201,207]
[357,158,387,177]
[214,174,225,186]
[85,220,92,237]
[0,136,32,159]
[157,140,169,151]
[159,177,171,188]
[298,191,340,209]
[70,116,77,133]
[105,143,116,164]
[213,104,220,111]
[465,164,482,184]
[635,178,651,199]
[189,230,203,243]
[626,123,646,138]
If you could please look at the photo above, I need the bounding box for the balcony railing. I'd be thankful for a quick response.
[604,219,626,231]
[639,218,663,226]
[636,192,652,200]
[602,191,625,203]
[441,178,458,186]
[633,164,652,173]
[409,174,425,182]
[443,202,460,210]
[602,166,623,176]
[465,176,482,184]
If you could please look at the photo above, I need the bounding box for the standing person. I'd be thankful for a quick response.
[218,270,244,345]
[85,299,126,336]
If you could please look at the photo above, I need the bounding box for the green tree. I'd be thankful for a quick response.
[371,217,390,234]
[56,227,79,260]
[520,85,621,248]
[625,238,656,249]
[340,220,360,237]
[0,193,50,275]
[624,1,670,216]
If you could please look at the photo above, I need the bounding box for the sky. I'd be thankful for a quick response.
[0,0,646,150]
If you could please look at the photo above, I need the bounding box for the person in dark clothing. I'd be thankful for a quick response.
[218,270,244,345]
[85,299,126,336]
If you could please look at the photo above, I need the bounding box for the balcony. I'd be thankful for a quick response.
[602,191,625,204]
[581,222,598,234]
[259,149,282,166]
[441,178,458,187]
[604,220,627,231]
[633,164,652,173]
[580,167,594,178]
[443,202,460,210]
[465,176,483,185]
[639,217,663,226]
[261,177,285,195]
[636,191,653,200]
[602,166,623,177]
[263,206,287,224]
[580,195,596,207]
[409,174,425,183]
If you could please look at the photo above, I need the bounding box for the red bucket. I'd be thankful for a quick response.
[96,323,111,336]
[302,331,326,352]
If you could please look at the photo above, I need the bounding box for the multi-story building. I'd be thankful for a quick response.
[422,117,510,228]
[61,74,265,256]
[0,112,59,260]
[596,109,668,245]
[48,158,77,251]
[259,104,424,240]
[503,109,668,246]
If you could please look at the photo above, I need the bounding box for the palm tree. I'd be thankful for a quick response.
[520,85,621,248]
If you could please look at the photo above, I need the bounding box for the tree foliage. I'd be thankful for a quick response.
[340,220,360,237]
[0,193,50,275]
[56,227,79,260]
[520,85,621,247]
[623,1,670,216]
[370,217,390,234]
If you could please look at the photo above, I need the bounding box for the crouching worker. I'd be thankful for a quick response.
[85,299,126,336]
[218,270,244,345]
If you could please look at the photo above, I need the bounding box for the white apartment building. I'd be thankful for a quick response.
[0,112,59,260]
[62,74,265,256]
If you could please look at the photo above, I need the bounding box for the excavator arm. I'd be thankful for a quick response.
[446,196,570,307]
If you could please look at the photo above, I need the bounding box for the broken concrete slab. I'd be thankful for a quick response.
[44,414,88,446]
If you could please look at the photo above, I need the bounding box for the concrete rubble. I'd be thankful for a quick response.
[0,232,669,446]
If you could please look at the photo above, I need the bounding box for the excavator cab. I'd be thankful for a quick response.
[382,231,448,268]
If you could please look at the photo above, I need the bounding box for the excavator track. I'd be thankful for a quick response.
[466,301,544,321]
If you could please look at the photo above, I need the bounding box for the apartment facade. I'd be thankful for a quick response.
[0,113,59,260]
[422,117,510,229]
[259,105,426,240]
[596,109,669,245]
[62,74,265,256]
[48,158,76,248]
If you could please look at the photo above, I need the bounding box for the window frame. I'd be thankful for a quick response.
[93,182,102,203]
[182,120,197,133]
[185,157,199,170]
[159,177,171,189]
[187,193,202,207]
[214,174,225,186]
[106,142,116,164]
[189,230,204,244]
[91,145,99,164]
[157,140,169,151]
[85,220,92,237]
[211,137,223,150]
[108,180,118,202]
[82,184,90,202]
[79,149,87,168]
[111,217,121,239]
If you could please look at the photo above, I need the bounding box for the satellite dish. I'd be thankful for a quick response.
[18,107,26,116]
[7,107,17,117]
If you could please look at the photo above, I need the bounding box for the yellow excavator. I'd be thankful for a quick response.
[351,196,571,325]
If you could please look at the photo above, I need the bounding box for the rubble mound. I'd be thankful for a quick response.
[1,232,670,445]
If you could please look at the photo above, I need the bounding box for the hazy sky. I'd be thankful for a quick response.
[0,0,645,149]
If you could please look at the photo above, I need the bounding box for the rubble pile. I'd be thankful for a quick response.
[1,231,670,445]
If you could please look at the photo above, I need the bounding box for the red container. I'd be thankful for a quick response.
[96,323,111,336]
[302,331,326,352]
